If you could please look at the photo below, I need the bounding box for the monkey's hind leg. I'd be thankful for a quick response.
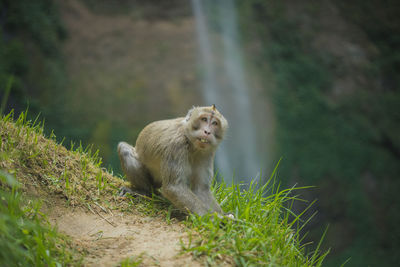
[117,142,153,195]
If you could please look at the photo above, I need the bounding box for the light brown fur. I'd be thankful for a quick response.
[118,106,228,216]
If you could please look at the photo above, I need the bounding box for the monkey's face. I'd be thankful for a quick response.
[185,107,228,151]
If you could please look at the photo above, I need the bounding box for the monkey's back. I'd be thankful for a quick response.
[135,118,190,185]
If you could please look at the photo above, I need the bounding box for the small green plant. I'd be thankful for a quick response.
[63,167,70,190]
[120,254,143,267]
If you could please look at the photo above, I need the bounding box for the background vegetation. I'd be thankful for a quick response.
[0,0,69,134]
[1,0,399,266]
[238,1,400,266]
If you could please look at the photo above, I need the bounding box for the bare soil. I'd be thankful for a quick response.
[46,197,201,267]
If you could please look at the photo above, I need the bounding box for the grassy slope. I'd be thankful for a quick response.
[0,170,80,266]
[0,111,327,266]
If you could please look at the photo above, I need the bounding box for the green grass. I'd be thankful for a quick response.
[182,168,329,266]
[120,254,144,267]
[0,171,80,266]
[0,110,127,208]
[0,110,328,266]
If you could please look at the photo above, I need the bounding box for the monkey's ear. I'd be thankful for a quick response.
[185,106,196,122]
[211,104,216,111]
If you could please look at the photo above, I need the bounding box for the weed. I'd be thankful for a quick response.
[120,254,143,267]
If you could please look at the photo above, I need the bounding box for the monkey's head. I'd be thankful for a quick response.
[184,105,228,151]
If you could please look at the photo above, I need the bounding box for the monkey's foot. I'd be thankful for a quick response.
[118,186,152,199]
[119,186,137,197]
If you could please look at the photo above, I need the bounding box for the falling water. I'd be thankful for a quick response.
[191,0,261,182]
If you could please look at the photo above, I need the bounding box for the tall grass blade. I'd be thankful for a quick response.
[0,76,14,115]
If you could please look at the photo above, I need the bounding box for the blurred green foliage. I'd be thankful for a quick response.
[239,0,400,266]
[0,0,68,135]
[0,0,120,172]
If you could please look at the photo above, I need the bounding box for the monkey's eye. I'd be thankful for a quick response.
[201,117,208,122]
[212,121,218,126]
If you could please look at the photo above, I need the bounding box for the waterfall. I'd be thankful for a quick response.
[191,0,261,183]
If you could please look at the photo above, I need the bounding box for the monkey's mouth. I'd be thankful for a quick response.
[198,138,210,144]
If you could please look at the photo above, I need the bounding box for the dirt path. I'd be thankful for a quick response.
[48,204,201,266]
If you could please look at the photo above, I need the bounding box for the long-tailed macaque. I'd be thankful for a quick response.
[118,105,228,216]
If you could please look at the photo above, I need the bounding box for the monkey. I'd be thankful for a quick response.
[117,105,228,216]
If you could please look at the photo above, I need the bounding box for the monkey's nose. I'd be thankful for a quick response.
[204,130,211,135]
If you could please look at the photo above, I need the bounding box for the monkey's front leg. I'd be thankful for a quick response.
[193,186,223,214]
[191,167,223,214]
[161,184,211,216]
